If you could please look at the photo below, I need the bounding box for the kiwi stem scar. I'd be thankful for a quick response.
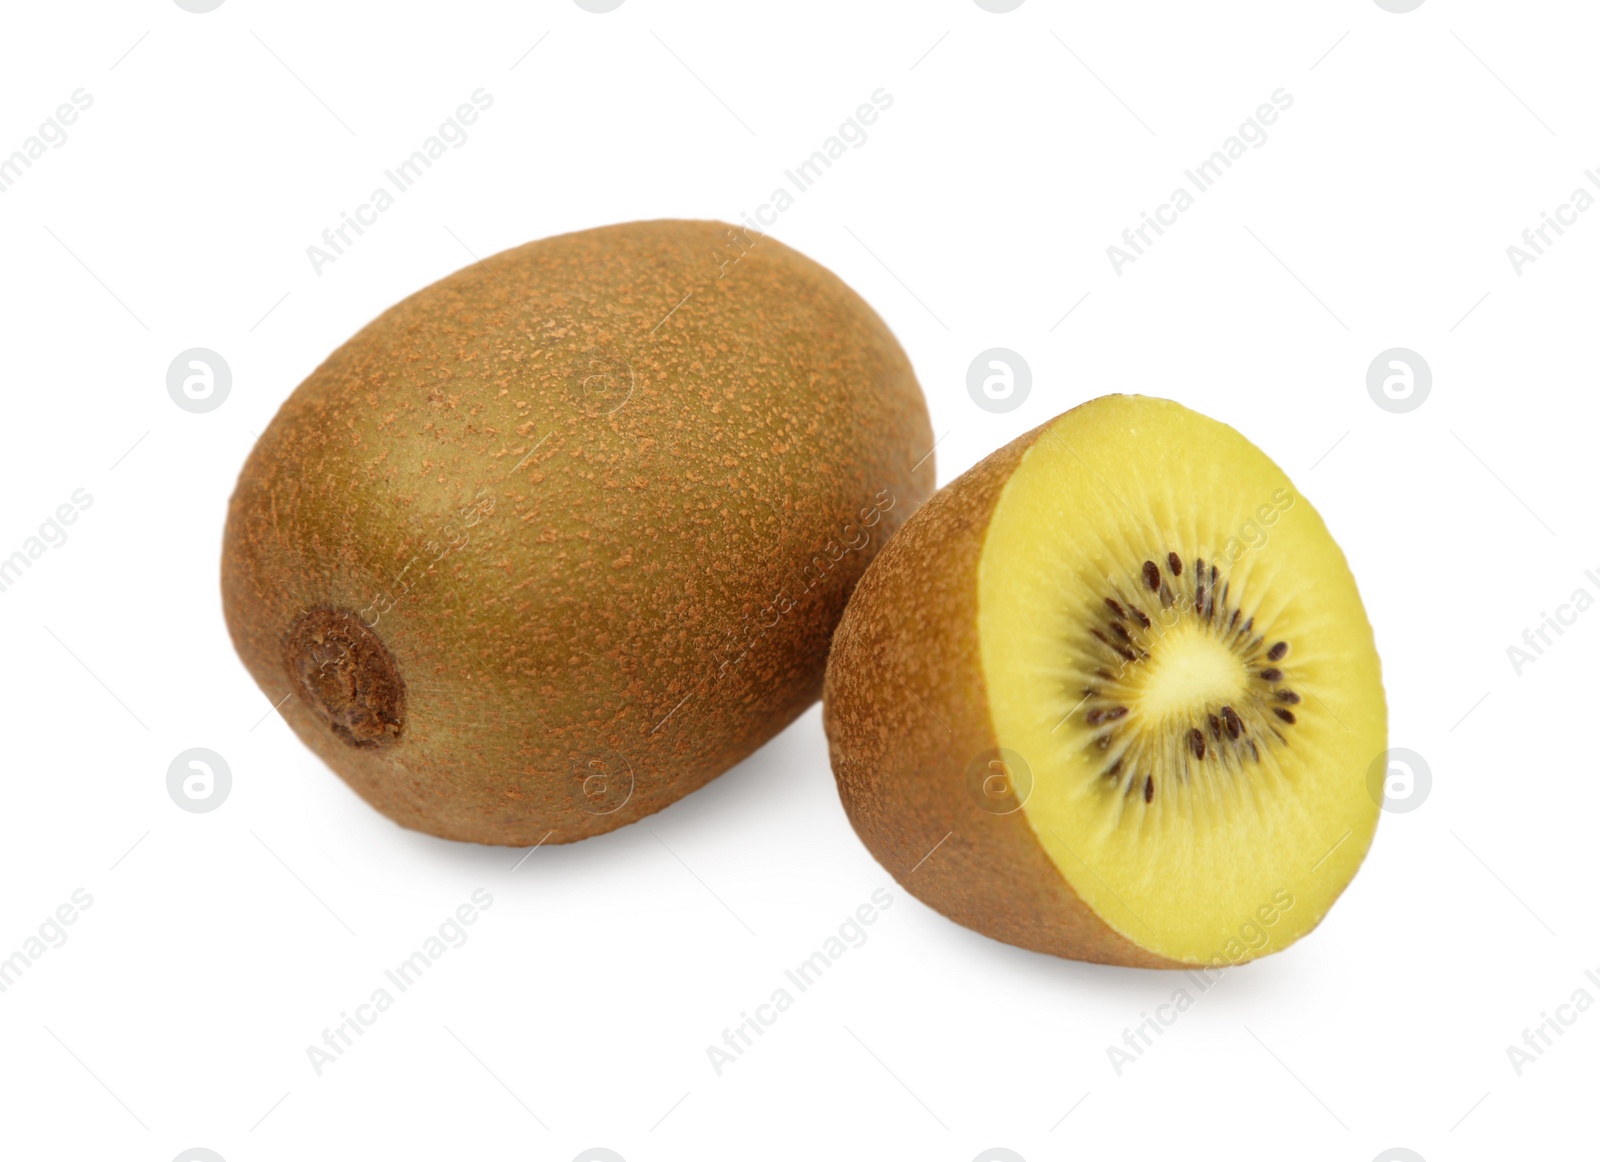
[283,608,405,748]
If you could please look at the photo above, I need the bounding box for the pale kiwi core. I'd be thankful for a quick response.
[1134,624,1250,724]
[975,396,1385,966]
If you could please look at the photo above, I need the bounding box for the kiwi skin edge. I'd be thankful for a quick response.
[823,413,1182,969]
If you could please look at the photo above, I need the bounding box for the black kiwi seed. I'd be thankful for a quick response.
[1276,689,1301,704]
[1106,598,1127,619]
[1208,713,1222,740]
[1143,776,1154,803]
[1129,605,1151,629]
[1167,552,1182,576]
[1260,668,1283,682]
[1221,706,1242,737]
[1273,707,1297,725]
[1268,641,1288,661]
[1142,560,1160,590]
[1189,728,1205,760]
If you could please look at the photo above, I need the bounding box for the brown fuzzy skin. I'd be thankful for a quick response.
[223,220,933,845]
[823,420,1181,968]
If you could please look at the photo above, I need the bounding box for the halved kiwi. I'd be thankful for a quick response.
[823,395,1385,967]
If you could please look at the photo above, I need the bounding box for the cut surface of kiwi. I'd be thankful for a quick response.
[824,395,1384,967]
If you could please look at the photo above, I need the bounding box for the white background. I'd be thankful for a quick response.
[0,1,1593,1160]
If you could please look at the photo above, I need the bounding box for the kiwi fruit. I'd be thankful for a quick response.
[223,219,933,845]
[823,395,1384,968]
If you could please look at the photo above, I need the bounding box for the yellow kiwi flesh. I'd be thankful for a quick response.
[825,395,1384,967]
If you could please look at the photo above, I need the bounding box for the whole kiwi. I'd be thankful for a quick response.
[223,220,933,845]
